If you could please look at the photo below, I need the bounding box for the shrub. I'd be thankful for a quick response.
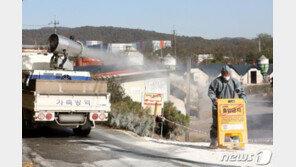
[156,102,190,139]
[94,77,189,139]
[108,101,154,136]
[93,77,130,104]
[92,77,154,136]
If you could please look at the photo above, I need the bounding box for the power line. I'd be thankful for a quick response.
[22,24,49,27]
[48,18,59,34]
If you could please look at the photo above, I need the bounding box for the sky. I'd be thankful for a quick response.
[22,0,273,39]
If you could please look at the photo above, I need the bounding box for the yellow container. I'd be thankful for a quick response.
[217,99,248,148]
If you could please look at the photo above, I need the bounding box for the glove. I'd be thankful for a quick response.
[212,98,218,105]
[242,97,247,104]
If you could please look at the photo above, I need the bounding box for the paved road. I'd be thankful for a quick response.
[22,95,273,167]
[23,126,239,167]
[246,95,273,140]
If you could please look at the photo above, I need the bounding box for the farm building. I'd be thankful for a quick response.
[163,54,177,70]
[106,43,137,53]
[191,64,266,86]
[94,70,171,103]
[191,64,241,87]
[197,54,214,63]
[123,48,144,66]
[230,65,264,85]
[82,40,103,49]
[191,67,209,88]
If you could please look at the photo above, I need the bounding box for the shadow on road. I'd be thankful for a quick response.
[22,127,81,138]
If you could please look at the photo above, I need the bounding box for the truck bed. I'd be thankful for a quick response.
[22,79,110,112]
[27,79,107,93]
[22,90,110,112]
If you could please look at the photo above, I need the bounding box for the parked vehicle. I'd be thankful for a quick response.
[22,34,112,136]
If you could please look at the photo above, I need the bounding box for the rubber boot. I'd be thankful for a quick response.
[209,138,218,149]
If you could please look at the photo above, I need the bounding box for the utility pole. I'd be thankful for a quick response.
[173,25,177,57]
[173,25,177,68]
[185,56,191,142]
[160,95,164,137]
[160,47,163,64]
[258,38,261,53]
[49,17,59,34]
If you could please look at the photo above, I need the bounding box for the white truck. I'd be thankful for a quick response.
[22,34,112,136]
[22,77,111,136]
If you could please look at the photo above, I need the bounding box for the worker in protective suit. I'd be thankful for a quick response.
[208,65,247,149]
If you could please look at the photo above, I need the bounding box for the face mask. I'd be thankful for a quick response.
[223,76,230,81]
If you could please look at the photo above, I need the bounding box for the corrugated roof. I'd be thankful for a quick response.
[94,69,170,78]
[230,65,258,75]
[197,64,225,77]
[195,64,271,76]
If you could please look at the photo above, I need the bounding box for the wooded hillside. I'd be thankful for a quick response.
[22,26,273,63]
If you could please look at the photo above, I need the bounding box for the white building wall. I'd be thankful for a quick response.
[164,55,176,69]
[164,56,176,66]
[83,40,103,47]
[197,54,214,63]
[230,68,241,83]
[108,43,137,52]
[191,68,209,88]
[22,53,53,70]
[191,68,240,87]
[121,80,145,102]
[241,68,264,85]
[169,95,186,115]
[125,51,144,66]
[121,76,170,102]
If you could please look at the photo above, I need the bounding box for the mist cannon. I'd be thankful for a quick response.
[48,34,84,57]
[47,34,106,69]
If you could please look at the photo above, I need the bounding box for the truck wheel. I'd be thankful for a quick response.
[73,121,92,136]
[22,110,32,133]
[73,128,91,136]
[22,117,28,135]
